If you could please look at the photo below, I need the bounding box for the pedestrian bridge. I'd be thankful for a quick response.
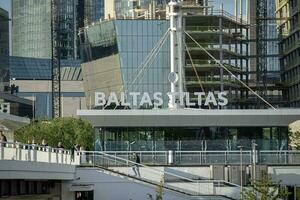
[0,142,78,180]
[2,142,300,199]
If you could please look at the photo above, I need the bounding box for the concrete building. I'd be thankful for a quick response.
[9,57,86,119]
[77,2,295,152]
[276,0,300,107]
[0,7,9,92]
[12,0,80,59]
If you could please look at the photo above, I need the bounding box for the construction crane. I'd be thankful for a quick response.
[51,0,62,118]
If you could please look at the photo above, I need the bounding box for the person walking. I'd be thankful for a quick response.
[132,152,141,177]
[0,130,7,147]
[71,144,80,162]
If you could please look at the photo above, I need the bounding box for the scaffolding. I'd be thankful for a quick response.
[183,4,249,109]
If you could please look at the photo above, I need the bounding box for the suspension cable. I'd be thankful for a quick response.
[131,29,170,89]
[133,30,171,92]
[115,29,170,109]
[185,43,212,109]
[185,43,205,93]
[184,31,277,110]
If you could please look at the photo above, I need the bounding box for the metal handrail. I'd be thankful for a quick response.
[94,150,300,165]
[0,141,71,155]
[80,150,244,197]
[82,151,241,185]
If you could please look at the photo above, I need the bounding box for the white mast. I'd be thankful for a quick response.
[168,1,183,109]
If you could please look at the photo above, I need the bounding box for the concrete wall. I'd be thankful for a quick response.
[0,160,75,180]
[10,80,84,93]
[62,168,209,200]
[81,55,123,109]
[10,80,86,118]
[268,166,300,185]
[167,166,212,179]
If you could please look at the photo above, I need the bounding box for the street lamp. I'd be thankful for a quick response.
[252,141,258,181]
[238,145,243,199]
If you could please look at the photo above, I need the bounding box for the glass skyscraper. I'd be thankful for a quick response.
[0,7,9,92]
[12,0,78,59]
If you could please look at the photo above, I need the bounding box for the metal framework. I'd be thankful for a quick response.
[51,0,62,118]
[256,0,268,97]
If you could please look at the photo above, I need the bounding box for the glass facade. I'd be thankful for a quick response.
[0,8,9,92]
[81,19,170,108]
[266,0,280,73]
[115,20,170,108]
[84,0,104,26]
[12,0,78,59]
[10,56,82,80]
[95,126,289,151]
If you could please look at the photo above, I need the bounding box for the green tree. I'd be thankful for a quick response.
[289,128,300,150]
[242,171,289,200]
[14,117,94,150]
[147,177,164,200]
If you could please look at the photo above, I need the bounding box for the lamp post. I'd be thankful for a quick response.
[252,141,258,181]
[238,145,243,198]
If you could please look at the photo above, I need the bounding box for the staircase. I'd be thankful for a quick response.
[79,151,243,199]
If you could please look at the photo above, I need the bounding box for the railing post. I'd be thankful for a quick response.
[92,151,94,166]
[0,143,3,160]
[34,145,38,162]
[199,151,202,165]
[285,151,287,164]
[48,147,51,163]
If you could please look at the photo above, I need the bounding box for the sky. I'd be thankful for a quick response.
[0,0,11,13]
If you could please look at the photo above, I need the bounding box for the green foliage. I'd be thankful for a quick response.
[14,117,94,149]
[289,128,300,150]
[242,171,289,200]
[147,177,164,200]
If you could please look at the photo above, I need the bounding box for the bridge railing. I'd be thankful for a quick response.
[101,150,300,165]
[79,151,243,199]
[0,141,79,165]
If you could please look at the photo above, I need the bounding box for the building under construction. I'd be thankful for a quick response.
[79,1,252,109]
[76,1,297,155]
